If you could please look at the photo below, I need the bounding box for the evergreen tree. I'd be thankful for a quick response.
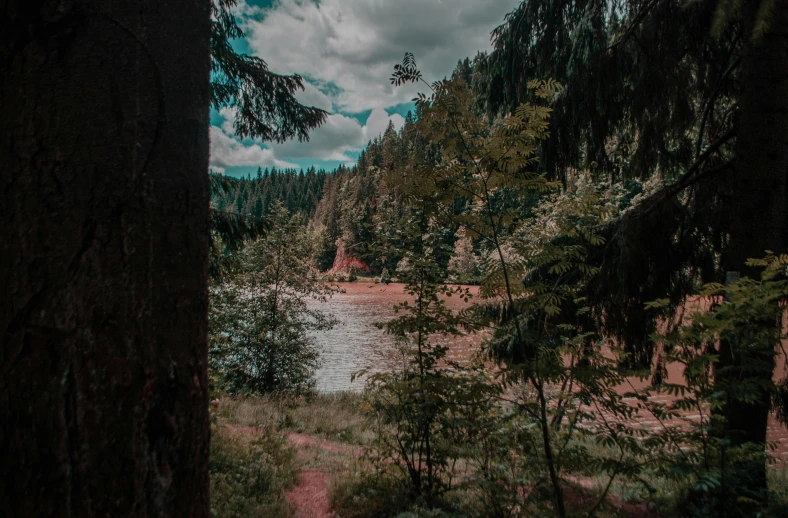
[447,228,479,284]
[210,0,327,142]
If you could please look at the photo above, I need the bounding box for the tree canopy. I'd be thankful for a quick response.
[210,0,328,142]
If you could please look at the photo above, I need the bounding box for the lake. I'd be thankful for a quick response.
[310,282,478,392]
[310,282,788,458]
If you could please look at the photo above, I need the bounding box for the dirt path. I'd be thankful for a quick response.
[285,468,333,518]
[223,425,357,518]
[284,432,361,518]
[227,425,659,517]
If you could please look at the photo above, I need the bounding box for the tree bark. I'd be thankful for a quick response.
[718,0,788,505]
[0,1,211,516]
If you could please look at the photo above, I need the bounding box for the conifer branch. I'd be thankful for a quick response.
[616,129,735,223]
[695,57,740,159]
[607,0,665,51]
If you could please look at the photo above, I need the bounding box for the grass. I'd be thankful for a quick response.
[211,394,788,517]
[210,424,297,518]
[562,434,788,517]
[211,392,372,518]
[216,391,374,445]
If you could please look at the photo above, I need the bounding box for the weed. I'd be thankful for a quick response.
[210,426,297,517]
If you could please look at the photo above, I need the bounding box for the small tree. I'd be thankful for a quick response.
[447,227,479,284]
[392,57,661,516]
[209,202,337,395]
[365,201,487,505]
[645,253,788,516]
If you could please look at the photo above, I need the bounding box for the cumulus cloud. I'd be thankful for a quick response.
[297,81,334,112]
[270,113,364,161]
[210,126,298,171]
[240,0,518,113]
[210,106,406,168]
[209,0,517,171]
[364,108,405,139]
[218,106,237,135]
[270,108,406,162]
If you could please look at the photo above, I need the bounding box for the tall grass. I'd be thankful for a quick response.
[210,425,297,517]
[217,392,373,444]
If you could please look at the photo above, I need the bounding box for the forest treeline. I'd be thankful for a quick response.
[212,166,329,220]
[212,113,425,274]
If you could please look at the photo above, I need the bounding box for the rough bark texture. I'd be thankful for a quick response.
[718,0,788,504]
[0,1,211,516]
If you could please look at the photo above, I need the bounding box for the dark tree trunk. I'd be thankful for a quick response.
[0,1,211,516]
[718,0,788,506]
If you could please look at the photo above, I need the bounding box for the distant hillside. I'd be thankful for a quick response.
[211,166,332,220]
[210,58,484,273]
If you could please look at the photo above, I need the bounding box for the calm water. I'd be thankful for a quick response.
[309,285,788,456]
[310,282,477,392]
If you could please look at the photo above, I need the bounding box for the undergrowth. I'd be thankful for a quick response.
[209,425,297,518]
[216,392,372,445]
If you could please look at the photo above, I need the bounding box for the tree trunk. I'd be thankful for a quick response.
[718,0,788,506]
[0,2,211,516]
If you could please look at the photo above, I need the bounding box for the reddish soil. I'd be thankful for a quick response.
[331,238,371,273]
[223,426,344,517]
[285,469,334,518]
[287,432,361,456]
[285,433,360,518]
[226,425,659,517]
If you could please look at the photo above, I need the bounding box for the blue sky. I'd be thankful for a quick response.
[210,0,520,177]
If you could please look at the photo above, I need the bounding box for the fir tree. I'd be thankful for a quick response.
[210,0,327,142]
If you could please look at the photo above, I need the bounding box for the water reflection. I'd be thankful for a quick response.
[309,282,476,392]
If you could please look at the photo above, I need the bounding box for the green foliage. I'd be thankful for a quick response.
[642,253,788,516]
[210,0,327,142]
[209,203,337,395]
[212,167,329,220]
[479,0,739,180]
[210,426,296,518]
[331,470,414,518]
[389,57,715,517]
[360,186,492,506]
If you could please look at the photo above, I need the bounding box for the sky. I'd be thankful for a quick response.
[210,0,520,177]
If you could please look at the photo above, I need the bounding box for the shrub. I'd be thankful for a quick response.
[210,426,296,518]
[209,202,337,396]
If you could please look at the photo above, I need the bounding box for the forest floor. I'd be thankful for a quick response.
[216,393,370,518]
[222,426,353,517]
[213,393,788,518]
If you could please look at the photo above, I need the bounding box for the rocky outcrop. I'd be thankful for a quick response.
[331,238,371,273]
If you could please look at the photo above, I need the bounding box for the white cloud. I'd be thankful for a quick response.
[270,109,406,162]
[210,0,518,169]
[218,106,237,135]
[210,126,299,170]
[271,113,364,161]
[240,0,519,113]
[364,108,405,140]
[211,105,407,168]
[297,81,333,112]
